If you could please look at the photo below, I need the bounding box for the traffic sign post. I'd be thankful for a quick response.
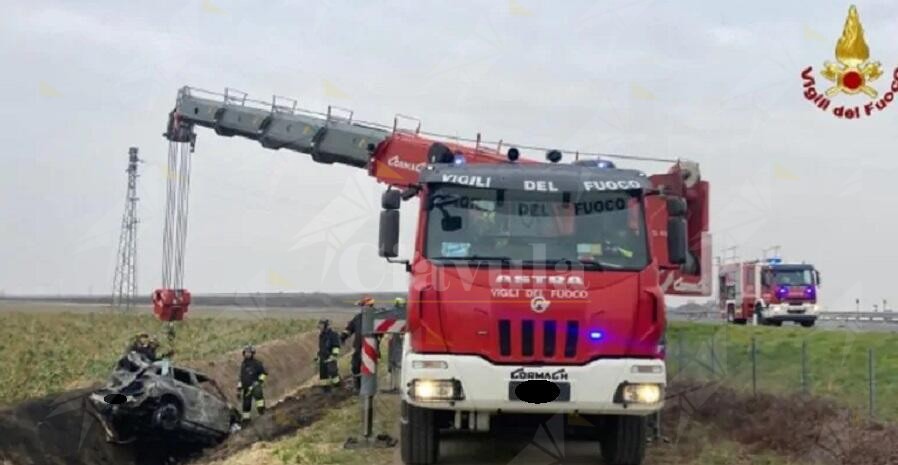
[346,304,406,449]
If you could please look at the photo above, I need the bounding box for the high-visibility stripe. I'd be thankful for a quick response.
[361,336,378,375]
[374,319,406,333]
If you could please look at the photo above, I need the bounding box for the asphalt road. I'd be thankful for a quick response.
[389,429,604,465]
[668,311,898,332]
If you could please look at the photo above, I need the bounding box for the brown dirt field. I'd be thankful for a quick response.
[182,331,323,406]
[194,387,354,464]
[665,380,898,464]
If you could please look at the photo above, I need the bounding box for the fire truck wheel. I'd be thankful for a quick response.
[401,401,439,465]
[755,304,767,325]
[599,415,647,465]
[800,321,815,328]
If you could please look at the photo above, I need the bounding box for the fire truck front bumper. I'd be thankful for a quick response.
[765,303,819,323]
[401,352,665,415]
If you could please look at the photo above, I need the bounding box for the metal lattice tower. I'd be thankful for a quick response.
[112,147,141,310]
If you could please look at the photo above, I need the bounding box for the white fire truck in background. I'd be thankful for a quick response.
[718,258,821,327]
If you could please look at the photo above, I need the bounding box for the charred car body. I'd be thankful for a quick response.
[89,351,238,443]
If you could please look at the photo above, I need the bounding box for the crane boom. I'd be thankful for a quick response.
[154,86,711,323]
[166,87,522,187]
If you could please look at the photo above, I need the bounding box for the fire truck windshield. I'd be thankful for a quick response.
[769,268,815,285]
[424,185,648,270]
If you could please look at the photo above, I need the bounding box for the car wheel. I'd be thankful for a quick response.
[153,397,182,431]
[800,321,815,328]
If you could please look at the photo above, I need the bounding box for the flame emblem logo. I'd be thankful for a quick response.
[800,5,898,120]
[531,295,550,313]
[821,6,883,97]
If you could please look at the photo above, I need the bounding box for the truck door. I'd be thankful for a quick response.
[742,265,755,317]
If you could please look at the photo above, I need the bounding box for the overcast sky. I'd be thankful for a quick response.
[2,1,897,311]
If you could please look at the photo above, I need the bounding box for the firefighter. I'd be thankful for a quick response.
[316,319,341,392]
[602,226,638,260]
[127,332,161,361]
[342,296,374,391]
[237,345,267,424]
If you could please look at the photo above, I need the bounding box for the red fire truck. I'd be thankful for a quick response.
[718,258,821,327]
[155,87,712,465]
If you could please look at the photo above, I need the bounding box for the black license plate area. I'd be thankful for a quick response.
[508,381,571,402]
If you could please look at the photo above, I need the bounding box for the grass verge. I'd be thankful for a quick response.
[215,393,801,465]
[667,322,898,420]
[0,310,316,405]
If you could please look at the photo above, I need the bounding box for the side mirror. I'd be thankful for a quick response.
[382,190,401,210]
[379,210,400,258]
[815,270,821,286]
[666,197,687,217]
[441,216,462,232]
[667,217,688,265]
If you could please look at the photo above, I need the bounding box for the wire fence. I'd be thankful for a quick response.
[667,328,898,421]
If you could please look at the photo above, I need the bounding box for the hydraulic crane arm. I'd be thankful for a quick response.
[166,87,519,188]
[154,86,711,324]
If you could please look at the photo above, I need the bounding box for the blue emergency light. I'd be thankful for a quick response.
[453,154,466,165]
[766,257,783,265]
[588,330,604,341]
[572,159,616,169]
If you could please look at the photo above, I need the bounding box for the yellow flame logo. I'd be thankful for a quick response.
[835,6,869,65]
[821,5,882,97]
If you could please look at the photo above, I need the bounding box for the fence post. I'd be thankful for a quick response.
[677,334,685,378]
[709,333,716,378]
[800,340,808,393]
[868,348,876,419]
[751,335,758,397]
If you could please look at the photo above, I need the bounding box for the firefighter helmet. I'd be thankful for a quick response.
[356,296,375,307]
[318,318,331,329]
[242,344,256,357]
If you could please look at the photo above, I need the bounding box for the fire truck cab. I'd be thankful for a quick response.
[378,144,710,465]
[718,258,821,327]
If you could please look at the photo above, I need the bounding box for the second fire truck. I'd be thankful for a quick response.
[718,258,821,327]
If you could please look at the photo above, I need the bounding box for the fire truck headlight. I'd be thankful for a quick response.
[409,379,462,401]
[618,383,663,404]
[411,360,448,370]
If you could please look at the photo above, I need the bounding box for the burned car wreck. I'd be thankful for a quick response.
[89,351,239,444]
